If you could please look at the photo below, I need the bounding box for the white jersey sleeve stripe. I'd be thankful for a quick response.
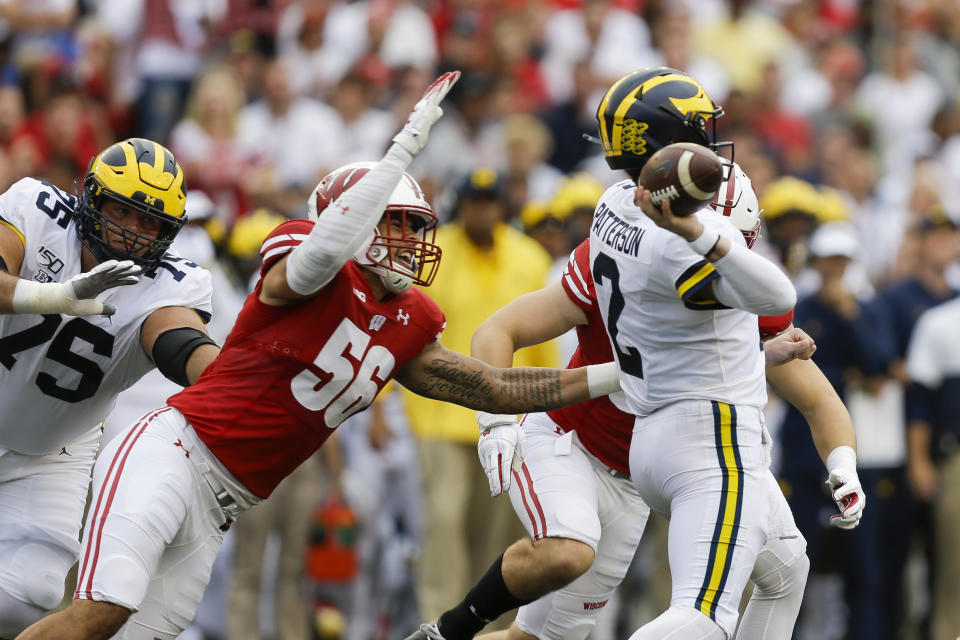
[563,272,592,305]
[569,254,590,293]
[260,233,309,253]
[261,246,296,263]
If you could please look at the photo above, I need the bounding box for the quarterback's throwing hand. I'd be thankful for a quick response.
[477,411,527,497]
[392,70,461,156]
[827,467,865,529]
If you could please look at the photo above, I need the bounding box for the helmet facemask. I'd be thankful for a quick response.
[360,206,441,293]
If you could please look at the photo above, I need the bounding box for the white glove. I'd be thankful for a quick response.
[392,70,460,156]
[477,411,527,497]
[760,420,773,469]
[12,259,141,316]
[825,446,865,530]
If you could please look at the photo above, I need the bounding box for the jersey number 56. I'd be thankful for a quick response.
[290,318,396,429]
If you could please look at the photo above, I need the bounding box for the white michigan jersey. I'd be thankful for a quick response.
[588,180,766,417]
[0,178,213,455]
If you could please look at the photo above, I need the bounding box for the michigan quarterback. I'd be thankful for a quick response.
[588,68,862,640]
[0,138,218,637]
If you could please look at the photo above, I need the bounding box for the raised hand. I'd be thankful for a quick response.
[392,70,461,156]
[66,259,141,316]
[12,259,141,316]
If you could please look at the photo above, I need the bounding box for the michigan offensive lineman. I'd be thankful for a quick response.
[0,138,218,637]
[589,68,861,640]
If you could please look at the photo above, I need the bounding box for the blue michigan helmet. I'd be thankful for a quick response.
[595,67,729,175]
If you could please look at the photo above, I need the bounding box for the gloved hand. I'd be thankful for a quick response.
[825,446,865,530]
[12,259,141,316]
[476,411,527,497]
[392,70,460,156]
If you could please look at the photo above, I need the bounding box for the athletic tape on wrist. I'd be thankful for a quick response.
[826,445,857,473]
[586,362,621,398]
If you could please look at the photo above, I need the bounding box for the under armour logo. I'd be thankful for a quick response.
[369,314,387,331]
[353,288,367,302]
[174,439,191,458]
[397,309,410,325]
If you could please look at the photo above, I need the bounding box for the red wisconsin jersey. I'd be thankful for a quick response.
[170,220,445,497]
[550,239,796,475]
[548,240,633,474]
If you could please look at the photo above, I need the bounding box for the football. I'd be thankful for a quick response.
[638,142,724,217]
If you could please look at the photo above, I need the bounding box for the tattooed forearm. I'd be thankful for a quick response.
[410,353,572,413]
[415,356,497,407]
[496,367,564,413]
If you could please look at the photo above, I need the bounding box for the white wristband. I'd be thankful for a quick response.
[586,362,620,398]
[11,279,70,314]
[687,230,722,256]
[825,445,857,473]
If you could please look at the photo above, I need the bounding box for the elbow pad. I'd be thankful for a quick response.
[152,327,218,387]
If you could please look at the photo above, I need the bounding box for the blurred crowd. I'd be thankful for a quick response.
[6,0,960,639]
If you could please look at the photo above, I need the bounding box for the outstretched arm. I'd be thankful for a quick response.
[396,340,614,414]
[260,71,460,305]
[471,278,587,367]
[1,221,141,316]
[766,356,863,529]
[766,357,855,462]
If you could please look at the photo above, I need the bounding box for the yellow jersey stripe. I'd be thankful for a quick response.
[676,263,716,299]
[0,218,25,247]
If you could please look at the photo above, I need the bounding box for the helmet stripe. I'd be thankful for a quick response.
[132,138,155,167]
[161,145,177,179]
[597,73,634,155]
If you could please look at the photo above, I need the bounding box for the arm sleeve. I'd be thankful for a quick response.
[709,240,797,315]
[285,143,414,295]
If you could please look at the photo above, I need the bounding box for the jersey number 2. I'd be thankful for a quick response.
[0,315,115,402]
[593,253,644,378]
[290,318,396,428]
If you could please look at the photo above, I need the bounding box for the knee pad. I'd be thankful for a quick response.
[627,606,727,640]
[751,537,810,600]
[517,588,613,640]
[0,539,75,613]
[0,586,48,637]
